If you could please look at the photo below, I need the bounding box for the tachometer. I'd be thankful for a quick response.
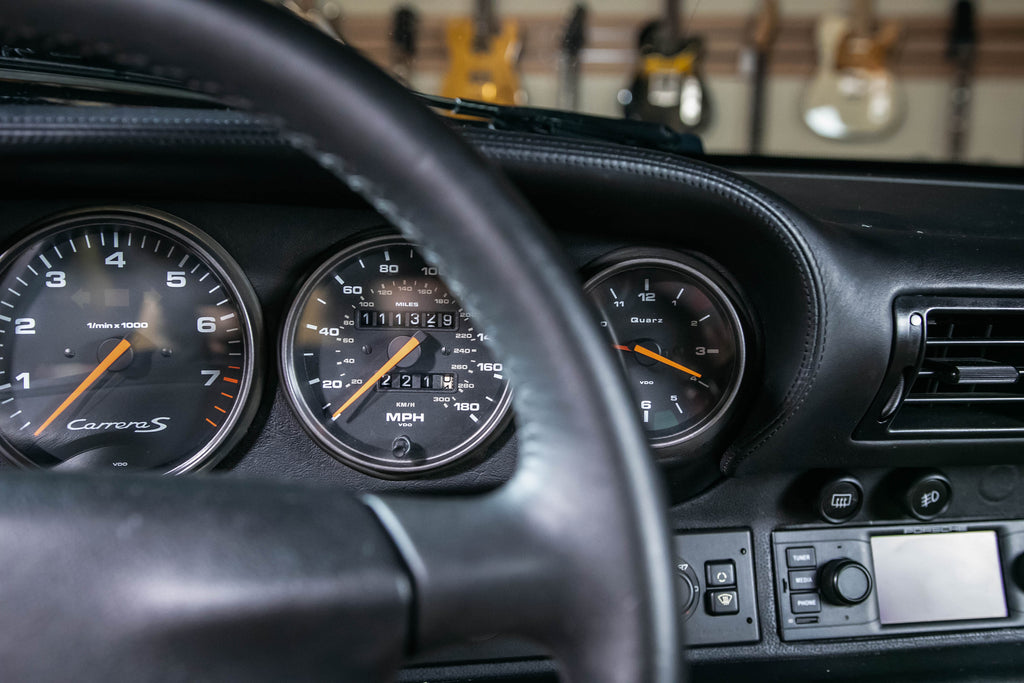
[279,233,512,478]
[0,207,262,473]
[583,249,746,454]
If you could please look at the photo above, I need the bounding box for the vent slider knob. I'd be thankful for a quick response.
[927,358,1020,385]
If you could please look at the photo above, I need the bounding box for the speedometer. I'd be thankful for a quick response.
[279,233,512,477]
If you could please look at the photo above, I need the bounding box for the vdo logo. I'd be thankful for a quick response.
[66,417,170,434]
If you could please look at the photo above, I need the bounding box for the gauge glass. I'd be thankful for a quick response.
[280,234,512,477]
[584,254,745,450]
[0,208,261,473]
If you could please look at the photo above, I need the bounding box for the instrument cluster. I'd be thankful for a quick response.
[0,207,751,478]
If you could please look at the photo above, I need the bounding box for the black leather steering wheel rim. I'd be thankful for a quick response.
[0,1,681,681]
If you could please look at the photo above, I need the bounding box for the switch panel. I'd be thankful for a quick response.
[674,530,759,646]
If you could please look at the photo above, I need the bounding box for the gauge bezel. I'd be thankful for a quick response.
[582,249,748,455]
[278,232,514,479]
[0,206,264,474]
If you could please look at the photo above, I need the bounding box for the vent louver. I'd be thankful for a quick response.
[858,298,1024,439]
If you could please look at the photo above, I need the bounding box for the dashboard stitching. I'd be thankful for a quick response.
[465,132,827,471]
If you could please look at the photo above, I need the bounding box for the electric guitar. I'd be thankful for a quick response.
[441,0,524,105]
[390,6,418,86]
[742,0,779,154]
[622,0,709,133]
[946,0,976,162]
[802,0,902,141]
[556,4,587,112]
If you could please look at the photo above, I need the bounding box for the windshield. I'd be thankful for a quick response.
[2,0,1020,166]
[309,0,1023,166]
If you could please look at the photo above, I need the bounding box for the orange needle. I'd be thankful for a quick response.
[633,344,702,379]
[332,331,425,420]
[613,344,631,351]
[34,338,131,437]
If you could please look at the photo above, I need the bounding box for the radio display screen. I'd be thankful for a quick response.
[871,531,1008,626]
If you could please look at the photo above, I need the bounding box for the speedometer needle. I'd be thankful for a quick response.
[34,338,132,437]
[632,344,702,379]
[331,331,426,420]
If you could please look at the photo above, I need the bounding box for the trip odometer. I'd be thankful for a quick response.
[280,234,512,477]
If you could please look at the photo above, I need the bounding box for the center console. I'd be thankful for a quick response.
[773,521,1024,641]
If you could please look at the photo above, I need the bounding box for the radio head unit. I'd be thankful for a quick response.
[773,522,1024,642]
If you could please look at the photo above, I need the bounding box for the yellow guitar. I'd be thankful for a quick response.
[441,0,525,105]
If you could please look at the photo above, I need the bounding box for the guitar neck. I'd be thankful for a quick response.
[663,0,683,45]
[746,0,779,154]
[850,0,874,38]
[557,5,586,111]
[947,0,977,161]
[473,0,496,50]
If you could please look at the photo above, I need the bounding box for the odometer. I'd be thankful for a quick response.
[279,234,512,477]
[0,208,262,473]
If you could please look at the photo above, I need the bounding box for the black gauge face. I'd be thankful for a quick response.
[0,208,261,473]
[280,234,512,477]
[584,253,745,451]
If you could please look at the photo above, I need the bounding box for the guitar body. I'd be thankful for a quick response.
[623,21,709,133]
[441,17,523,105]
[802,14,903,140]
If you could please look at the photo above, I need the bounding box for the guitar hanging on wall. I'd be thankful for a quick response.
[946,0,977,162]
[390,6,418,87]
[557,4,587,112]
[742,0,779,155]
[441,0,525,105]
[622,0,709,133]
[802,0,902,141]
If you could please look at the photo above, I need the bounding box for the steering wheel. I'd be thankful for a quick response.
[0,1,680,681]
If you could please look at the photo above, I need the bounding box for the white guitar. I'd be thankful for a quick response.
[802,0,902,141]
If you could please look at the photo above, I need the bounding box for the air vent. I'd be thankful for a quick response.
[858,297,1024,439]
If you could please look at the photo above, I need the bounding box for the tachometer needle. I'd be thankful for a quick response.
[632,344,702,379]
[34,338,132,437]
[332,331,426,420]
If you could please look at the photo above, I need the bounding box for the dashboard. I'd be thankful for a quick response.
[4,104,1024,682]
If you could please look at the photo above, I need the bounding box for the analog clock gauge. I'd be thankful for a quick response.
[0,208,262,473]
[583,250,746,454]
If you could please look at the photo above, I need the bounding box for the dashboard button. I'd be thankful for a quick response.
[789,569,818,591]
[706,561,736,587]
[819,477,862,523]
[791,592,821,614]
[786,547,816,568]
[706,590,740,616]
[907,472,952,520]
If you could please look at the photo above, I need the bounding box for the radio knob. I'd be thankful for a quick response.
[819,559,872,606]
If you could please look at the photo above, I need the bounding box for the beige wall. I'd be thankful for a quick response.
[342,1,1024,164]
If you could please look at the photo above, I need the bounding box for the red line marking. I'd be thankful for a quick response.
[223,377,239,384]
[205,418,218,427]
[221,392,234,399]
[214,406,227,414]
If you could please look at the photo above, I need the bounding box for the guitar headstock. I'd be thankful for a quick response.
[749,0,779,54]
